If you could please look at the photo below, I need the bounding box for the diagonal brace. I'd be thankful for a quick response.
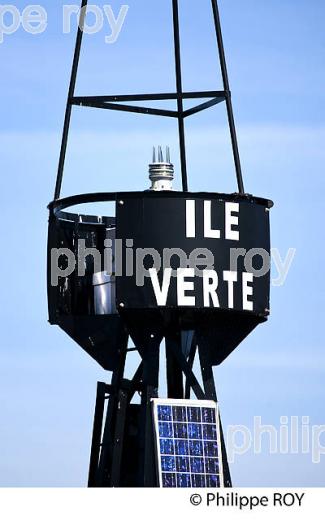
[165,339,206,400]
[71,99,179,118]
[183,96,226,118]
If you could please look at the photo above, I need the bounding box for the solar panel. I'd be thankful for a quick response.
[152,399,224,488]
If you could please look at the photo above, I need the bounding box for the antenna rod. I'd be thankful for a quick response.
[54,0,88,200]
[211,0,245,194]
[172,0,188,192]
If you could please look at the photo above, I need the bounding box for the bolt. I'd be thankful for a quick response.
[118,200,124,206]
[119,303,125,308]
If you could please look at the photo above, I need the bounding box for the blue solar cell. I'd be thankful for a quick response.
[159,421,173,438]
[202,424,217,440]
[176,456,190,473]
[191,474,206,487]
[204,441,218,457]
[162,473,176,488]
[160,438,175,455]
[174,439,189,456]
[207,474,219,487]
[188,407,201,423]
[161,456,176,472]
[188,423,202,439]
[177,473,191,488]
[172,406,187,422]
[158,405,172,422]
[202,407,216,423]
[190,457,205,474]
[174,422,188,438]
[205,458,219,474]
[189,440,203,456]
[154,400,222,488]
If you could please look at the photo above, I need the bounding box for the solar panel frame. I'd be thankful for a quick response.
[152,398,224,488]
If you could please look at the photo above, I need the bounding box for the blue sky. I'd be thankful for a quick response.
[0,0,324,486]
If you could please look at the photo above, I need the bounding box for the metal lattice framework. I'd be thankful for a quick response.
[54,0,245,199]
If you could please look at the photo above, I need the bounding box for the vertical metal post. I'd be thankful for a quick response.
[166,336,184,399]
[110,388,129,486]
[96,340,128,486]
[198,341,232,487]
[54,0,88,200]
[88,382,106,487]
[185,342,197,399]
[211,0,245,194]
[140,339,161,487]
[172,0,188,192]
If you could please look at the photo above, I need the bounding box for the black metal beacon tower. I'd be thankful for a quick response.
[47,0,273,488]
